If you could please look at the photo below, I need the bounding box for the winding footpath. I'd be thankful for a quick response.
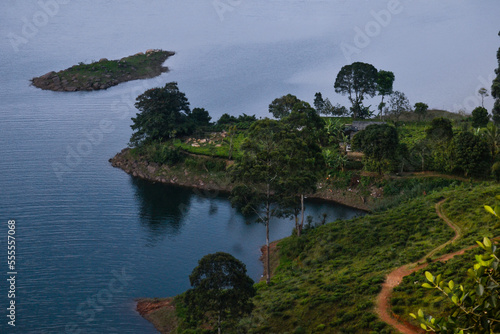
[375,199,465,334]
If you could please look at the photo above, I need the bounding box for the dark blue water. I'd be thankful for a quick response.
[2,1,498,332]
[0,3,366,332]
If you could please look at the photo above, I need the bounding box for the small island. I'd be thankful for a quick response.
[31,49,174,92]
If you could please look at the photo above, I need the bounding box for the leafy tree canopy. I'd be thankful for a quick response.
[334,62,378,119]
[283,101,325,143]
[376,70,395,97]
[449,131,491,177]
[471,106,489,128]
[189,107,211,126]
[414,102,429,120]
[313,92,325,114]
[268,94,300,119]
[130,82,190,146]
[184,252,255,332]
[492,31,500,124]
[352,123,399,174]
[426,117,454,142]
[385,91,411,121]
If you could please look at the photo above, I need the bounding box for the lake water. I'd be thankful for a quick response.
[1,1,498,332]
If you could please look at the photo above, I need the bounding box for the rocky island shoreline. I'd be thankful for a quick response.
[31,49,174,92]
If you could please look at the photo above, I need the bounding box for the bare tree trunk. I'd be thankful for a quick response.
[218,312,221,334]
[298,194,304,237]
[266,183,270,284]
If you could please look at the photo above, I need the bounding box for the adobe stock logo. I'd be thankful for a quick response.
[340,0,404,62]
[7,0,71,53]
[212,0,242,22]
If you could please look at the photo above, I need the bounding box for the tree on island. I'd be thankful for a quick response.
[183,252,255,333]
[268,94,300,119]
[376,70,395,118]
[130,82,191,146]
[334,62,378,119]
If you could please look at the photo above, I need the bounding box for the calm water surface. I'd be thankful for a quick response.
[1,1,498,332]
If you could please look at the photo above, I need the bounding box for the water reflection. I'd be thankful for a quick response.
[131,177,193,244]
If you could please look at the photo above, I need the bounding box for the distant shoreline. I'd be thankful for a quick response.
[31,49,174,92]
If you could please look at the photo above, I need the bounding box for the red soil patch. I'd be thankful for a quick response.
[136,298,174,317]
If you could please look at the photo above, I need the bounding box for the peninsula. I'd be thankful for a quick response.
[31,49,174,92]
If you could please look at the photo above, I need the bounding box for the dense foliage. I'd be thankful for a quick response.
[471,106,489,128]
[130,82,191,145]
[410,195,500,333]
[492,31,500,124]
[268,94,300,119]
[334,62,378,119]
[182,252,255,333]
[352,123,399,174]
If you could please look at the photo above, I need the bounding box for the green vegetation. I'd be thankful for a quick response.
[181,252,255,333]
[492,32,500,124]
[334,62,379,119]
[390,189,500,333]
[119,31,500,333]
[31,49,173,91]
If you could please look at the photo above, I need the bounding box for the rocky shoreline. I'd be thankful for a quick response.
[31,49,174,92]
[109,148,371,211]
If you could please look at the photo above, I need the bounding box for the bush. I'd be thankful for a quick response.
[492,161,500,181]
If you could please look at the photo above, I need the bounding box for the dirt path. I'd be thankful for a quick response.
[375,199,464,334]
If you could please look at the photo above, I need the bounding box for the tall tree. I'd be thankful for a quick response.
[478,87,489,107]
[414,102,429,122]
[426,117,454,143]
[313,92,325,114]
[471,106,490,128]
[184,252,255,333]
[385,91,411,122]
[334,62,378,119]
[481,122,500,160]
[376,70,395,118]
[230,119,284,284]
[188,107,212,126]
[492,31,500,124]
[130,82,190,146]
[352,124,399,174]
[268,94,300,119]
[279,102,325,236]
[449,131,491,177]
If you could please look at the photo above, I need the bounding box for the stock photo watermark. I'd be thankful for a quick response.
[340,0,404,62]
[7,0,71,53]
[6,220,17,327]
[65,267,133,334]
[212,0,242,22]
